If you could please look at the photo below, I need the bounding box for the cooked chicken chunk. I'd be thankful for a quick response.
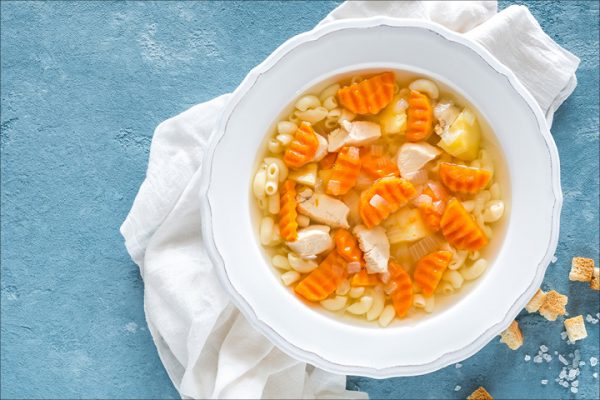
[297,193,350,228]
[396,142,441,179]
[327,120,381,152]
[286,225,333,258]
[353,225,390,274]
[433,99,460,135]
[312,134,328,162]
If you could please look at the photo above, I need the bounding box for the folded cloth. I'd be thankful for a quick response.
[120,1,579,398]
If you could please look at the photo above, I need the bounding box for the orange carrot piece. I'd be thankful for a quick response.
[359,176,417,228]
[319,152,338,170]
[337,72,396,115]
[418,204,442,232]
[440,198,488,251]
[333,229,363,264]
[350,269,379,287]
[278,180,298,241]
[418,182,449,232]
[294,252,347,302]
[439,162,492,194]
[283,122,319,168]
[388,261,413,318]
[413,251,453,296]
[406,90,433,142]
[360,149,400,179]
[326,146,361,196]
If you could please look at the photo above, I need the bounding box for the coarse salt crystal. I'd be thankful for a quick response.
[560,332,568,340]
[571,380,579,388]
[551,256,557,263]
[559,355,569,365]
[524,355,531,362]
[534,355,543,363]
[579,361,585,366]
[597,312,600,319]
[454,385,461,391]
[561,381,569,388]
[570,387,578,394]
[593,372,598,379]
[586,314,593,322]
[568,369,578,380]
[559,369,567,379]
[590,357,598,367]
[455,363,462,369]
[540,345,549,353]
[541,379,548,385]
[554,351,558,355]
[543,354,552,362]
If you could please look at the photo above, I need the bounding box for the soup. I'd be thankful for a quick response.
[251,71,507,327]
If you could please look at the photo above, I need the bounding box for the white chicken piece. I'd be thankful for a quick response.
[312,134,328,162]
[286,225,333,258]
[353,225,390,274]
[433,100,460,135]
[396,142,441,179]
[327,120,381,152]
[297,193,350,228]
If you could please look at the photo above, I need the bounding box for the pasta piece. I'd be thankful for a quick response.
[378,305,395,327]
[359,176,417,228]
[461,258,488,280]
[319,152,337,170]
[366,287,385,321]
[413,250,453,296]
[319,83,341,102]
[346,295,374,315]
[277,121,298,136]
[253,167,267,199]
[337,72,395,115]
[348,286,365,298]
[295,107,328,124]
[281,271,300,286]
[442,269,464,289]
[388,261,413,318]
[295,95,320,111]
[272,254,290,270]
[408,79,439,100]
[350,269,379,287]
[294,251,347,302]
[320,295,348,311]
[406,90,433,142]
[439,162,492,194]
[440,198,488,251]
[326,146,361,196]
[360,148,400,179]
[333,229,363,264]
[267,194,280,215]
[283,122,319,168]
[260,217,275,246]
[278,180,298,242]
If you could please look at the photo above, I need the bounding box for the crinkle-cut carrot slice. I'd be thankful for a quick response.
[333,228,363,264]
[278,180,298,241]
[406,90,433,142]
[439,162,492,194]
[326,146,361,196]
[350,269,379,287]
[283,122,319,169]
[418,203,442,232]
[319,152,338,170]
[388,261,413,318]
[440,198,488,251]
[359,176,417,228]
[413,250,452,296]
[360,149,400,179]
[294,251,347,302]
[337,72,396,115]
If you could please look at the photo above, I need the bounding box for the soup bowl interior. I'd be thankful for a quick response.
[200,18,561,377]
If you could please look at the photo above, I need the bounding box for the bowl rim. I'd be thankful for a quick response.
[199,17,562,378]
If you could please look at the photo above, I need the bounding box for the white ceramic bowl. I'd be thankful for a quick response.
[199,18,561,377]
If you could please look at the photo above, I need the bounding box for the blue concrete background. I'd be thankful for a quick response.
[1,1,598,399]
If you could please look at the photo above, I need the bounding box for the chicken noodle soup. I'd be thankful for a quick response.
[252,71,506,327]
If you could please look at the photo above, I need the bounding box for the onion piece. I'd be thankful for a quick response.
[412,194,433,208]
[405,169,428,184]
[369,194,389,209]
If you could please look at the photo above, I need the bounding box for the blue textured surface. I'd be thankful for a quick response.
[1,1,598,399]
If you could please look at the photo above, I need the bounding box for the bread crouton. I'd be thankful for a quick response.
[467,386,493,400]
[525,289,546,313]
[539,290,568,321]
[569,257,595,282]
[499,320,523,350]
[591,268,599,290]
[564,315,588,342]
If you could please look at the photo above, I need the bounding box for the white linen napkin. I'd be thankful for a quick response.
[120,2,579,398]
